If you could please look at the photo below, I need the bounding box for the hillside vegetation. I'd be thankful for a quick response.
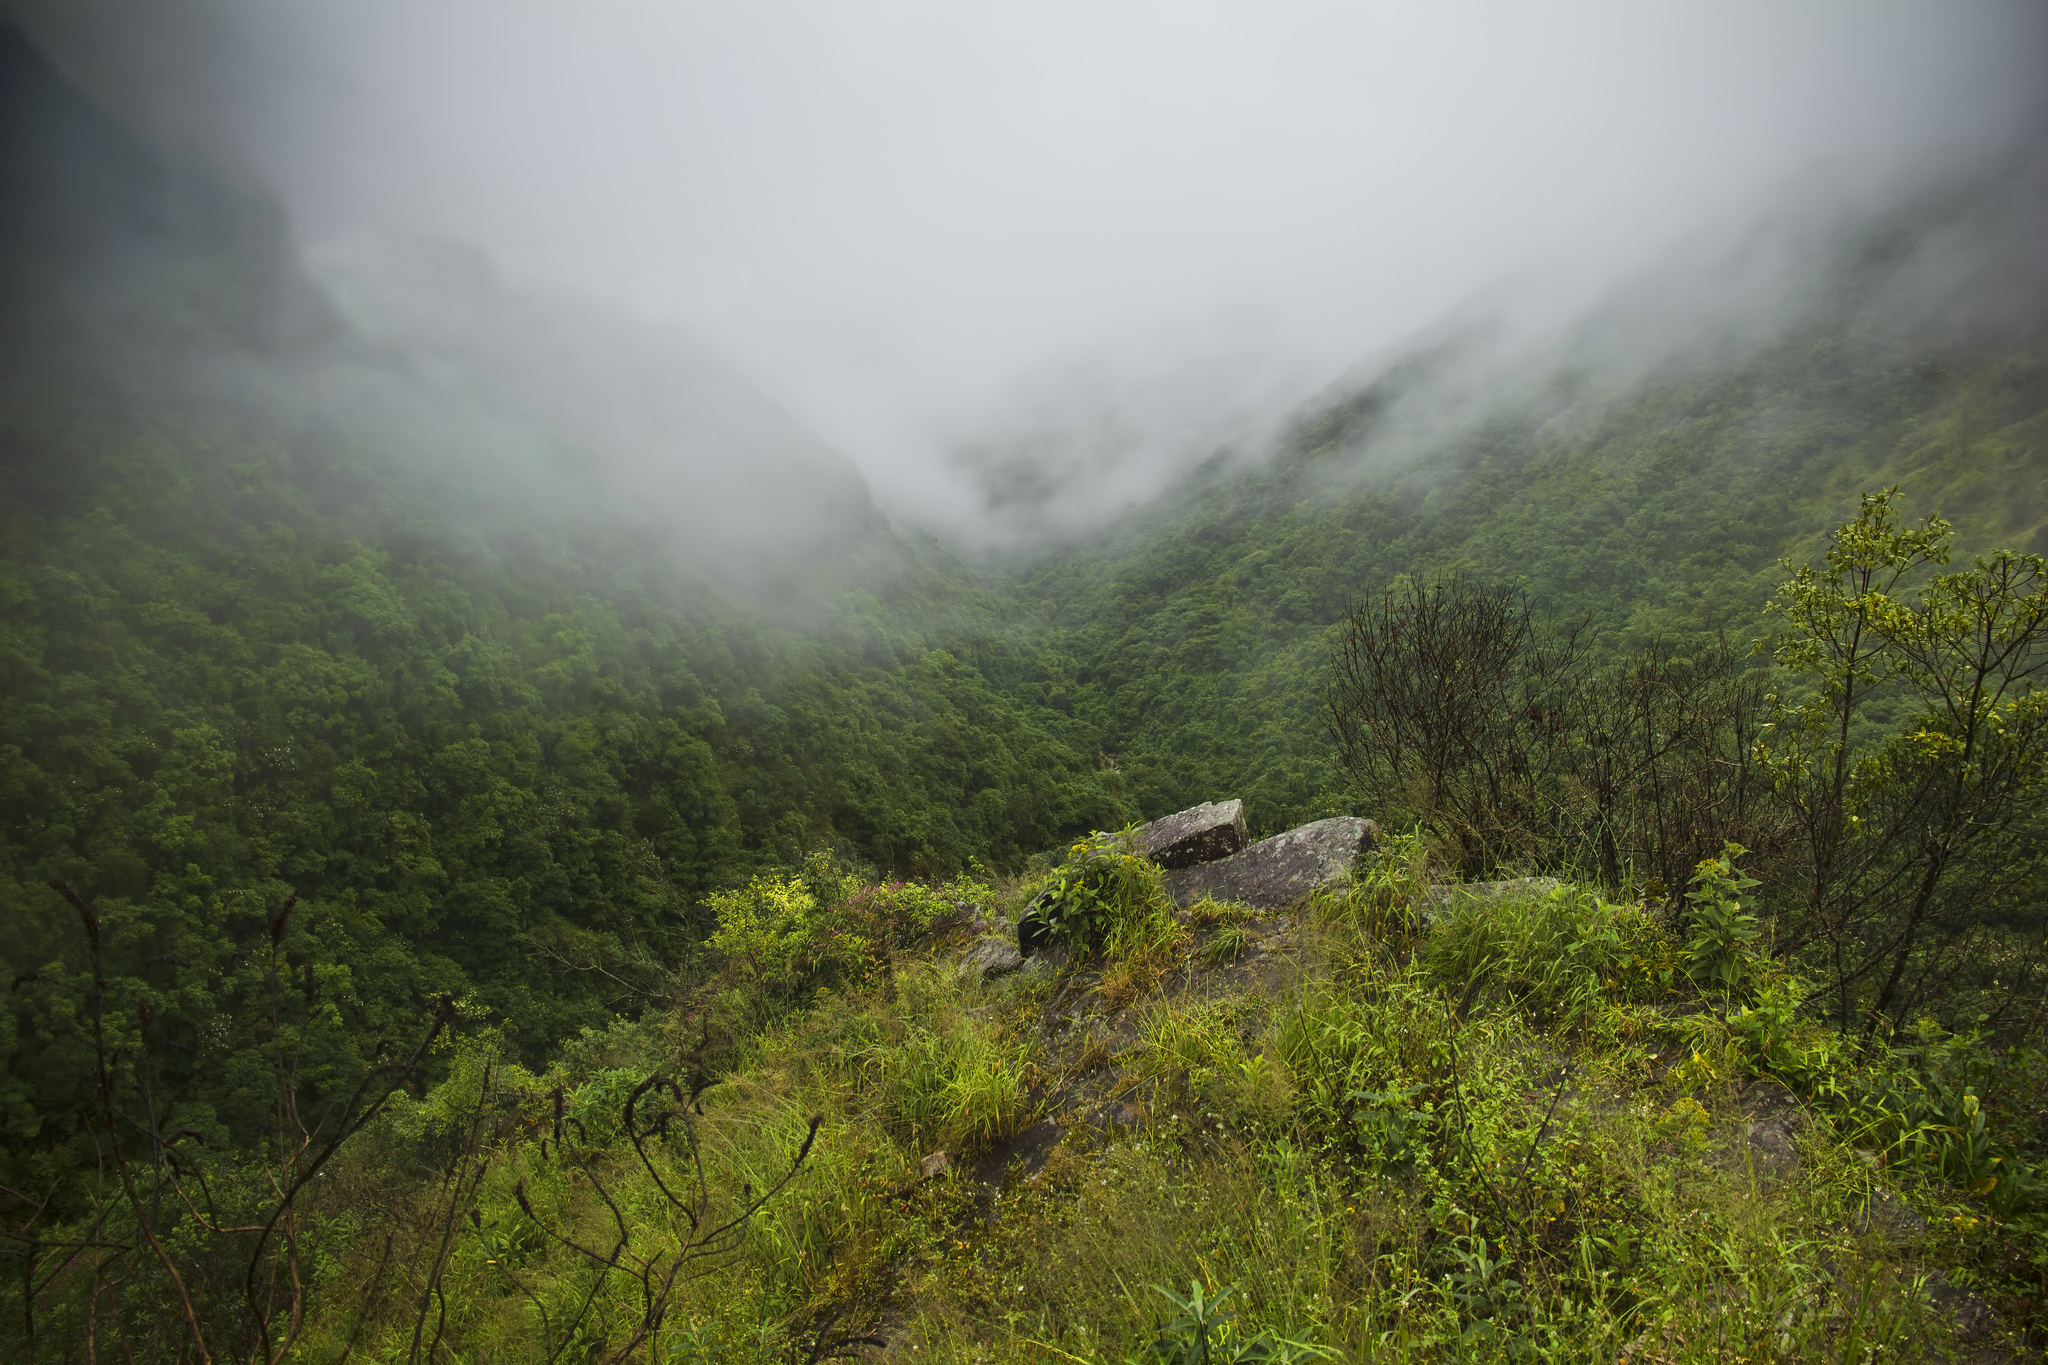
[3,22,2047,1361]
[17,831,2046,1361]
[1013,280,2048,833]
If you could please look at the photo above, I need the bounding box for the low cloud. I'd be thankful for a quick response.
[11,0,2047,546]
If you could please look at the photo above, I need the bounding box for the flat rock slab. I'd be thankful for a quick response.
[1137,799,1249,869]
[1745,1114,1800,1179]
[1852,1186,1926,1242]
[1163,816,1376,908]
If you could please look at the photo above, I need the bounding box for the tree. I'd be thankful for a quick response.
[1760,489,2048,1034]
[1563,638,1777,901]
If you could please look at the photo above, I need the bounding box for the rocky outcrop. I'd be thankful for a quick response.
[1136,800,1249,869]
[963,936,1024,978]
[1162,817,1377,908]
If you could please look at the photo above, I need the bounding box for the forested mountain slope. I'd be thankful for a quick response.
[1018,196,2048,832]
[310,231,888,606]
[0,19,1123,1141]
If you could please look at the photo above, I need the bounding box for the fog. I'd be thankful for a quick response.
[13,0,2047,546]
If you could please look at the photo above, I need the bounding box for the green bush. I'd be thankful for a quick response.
[1847,1021,2044,1217]
[1020,829,1171,955]
[1277,967,1454,1175]
[1125,1281,1333,1363]
[1417,881,1659,1028]
[1683,842,1764,1000]
[707,871,878,1024]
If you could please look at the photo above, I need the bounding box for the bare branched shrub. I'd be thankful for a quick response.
[1329,578,1586,876]
[1329,579,1777,894]
[1564,637,1781,901]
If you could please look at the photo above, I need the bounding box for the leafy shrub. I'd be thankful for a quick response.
[707,873,868,1020]
[839,860,988,949]
[1019,829,1171,956]
[1847,1020,2044,1216]
[1654,1095,1713,1152]
[1684,842,1763,999]
[1277,971,1452,1174]
[1670,972,1845,1096]
[1729,977,1835,1080]
[706,860,991,1025]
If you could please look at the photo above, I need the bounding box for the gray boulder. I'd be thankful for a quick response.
[1745,1114,1800,1179]
[963,937,1024,978]
[1137,799,1250,869]
[1163,817,1377,908]
[1737,1083,1805,1182]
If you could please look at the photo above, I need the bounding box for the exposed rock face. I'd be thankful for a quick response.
[970,1117,1063,1184]
[1137,799,1249,869]
[1737,1083,1805,1182]
[1162,817,1376,908]
[1853,1185,1927,1241]
[1745,1114,1800,1179]
[964,936,1024,978]
[1929,1273,2000,1343]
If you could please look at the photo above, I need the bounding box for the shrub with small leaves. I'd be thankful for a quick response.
[707,873,868,1019]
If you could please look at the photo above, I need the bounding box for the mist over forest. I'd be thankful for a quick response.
[3,4,2048,1362]
[13,0,2046,546]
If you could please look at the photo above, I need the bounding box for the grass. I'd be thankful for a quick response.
[44,842,2042,1362]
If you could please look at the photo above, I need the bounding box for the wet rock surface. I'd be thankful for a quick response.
[1136,799,1249,869]
[963,936,1024,978]
[1929,1273,2001,1344]
[1852,1184,1927,1241]
[1738,1082,1805,1181]
[1744,1114,1800,1178]
[1162,816,1376,908]
[971,1117,1063,1184]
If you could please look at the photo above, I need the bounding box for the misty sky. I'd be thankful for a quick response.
[17,0,2048,539]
